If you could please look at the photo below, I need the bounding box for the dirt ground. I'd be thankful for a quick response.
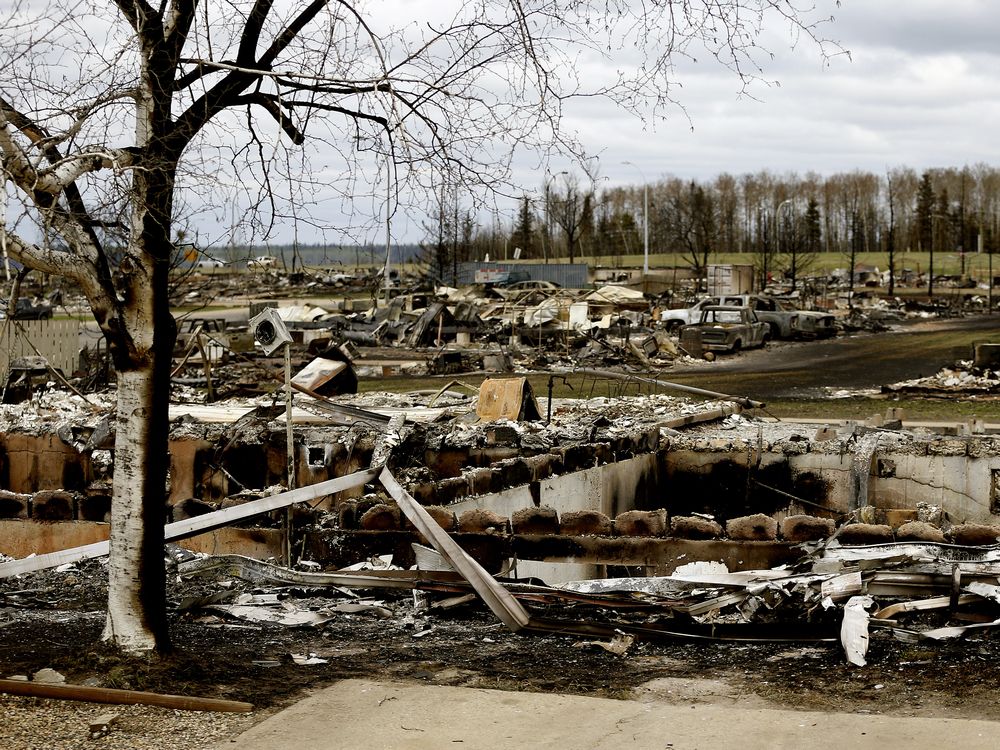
[3,558,1000,721]
[666,314,1000,400]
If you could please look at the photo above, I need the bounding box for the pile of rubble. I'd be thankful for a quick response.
[884,360,1000,398]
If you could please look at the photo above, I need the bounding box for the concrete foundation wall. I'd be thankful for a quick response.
[449,453,660,520]
[667,437,1000,524]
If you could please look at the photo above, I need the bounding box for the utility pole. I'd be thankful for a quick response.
[622,161,649,276]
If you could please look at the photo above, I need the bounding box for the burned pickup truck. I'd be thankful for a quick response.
[681,305,769,353]
[718,294,836,340]
[662,294,835,340]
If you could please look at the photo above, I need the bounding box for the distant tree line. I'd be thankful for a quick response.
[425,165,1000,292]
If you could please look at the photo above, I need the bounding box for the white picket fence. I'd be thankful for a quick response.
[0,319,81,380]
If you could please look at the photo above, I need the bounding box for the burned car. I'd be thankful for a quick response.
[681,305,769,353]
[716,294,836,340]
[0,297,54,320]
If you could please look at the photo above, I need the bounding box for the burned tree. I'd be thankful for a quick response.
[0,1,840,653]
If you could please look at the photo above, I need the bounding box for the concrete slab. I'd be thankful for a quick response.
[219,679,998,750]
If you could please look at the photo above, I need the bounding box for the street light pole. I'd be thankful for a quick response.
[622,161,649,276]
[544,170,568,264]
[776,199,793,290]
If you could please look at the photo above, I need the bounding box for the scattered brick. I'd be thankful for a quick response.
[0,490,30,519]
[670,515,722,540]
[837,523,893,544]
[511,506,559,535]
[560,510,613,536]
[31,490,75,521]
[457,508,509,534]
[895,520,946,543]
[726,513,778,541]
[423,505,457,531]
[948,523,1000,546]
[337,499,358,529]
[614,509,667,537]
[359,503,401,531]
[780,514,835,542]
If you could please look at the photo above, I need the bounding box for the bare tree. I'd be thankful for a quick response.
[550,174,594,264]
[0,1,841,653]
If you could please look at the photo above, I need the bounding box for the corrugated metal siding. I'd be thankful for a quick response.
[457,262,589,288]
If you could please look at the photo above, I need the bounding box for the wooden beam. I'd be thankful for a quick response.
[0,468,378,578]
[0,678,252,713]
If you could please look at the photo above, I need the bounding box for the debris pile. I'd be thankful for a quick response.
[884,360,1000,398]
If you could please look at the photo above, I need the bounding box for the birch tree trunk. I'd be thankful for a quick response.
[101,65,177,650]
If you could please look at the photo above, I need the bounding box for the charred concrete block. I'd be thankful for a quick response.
[457,508,509,534]
[337,499,359,529]
[423,505,457,531]
[31,490,76,521]
[896,521,946,543]
[4,433,91,493]
[0,490,29,519]
[726,513,778,541]
[491,458,532,488]
[638,427,661,453]
[546,451,565,476]
[465,468,494,496]
[435,476,472,504]
[670,515,722,540]
[78,493,111,522]
[478,447,520,465]
[837,523,894,545]
[611,433,638,459]
[359,503,401,531]
[486,425,520,446]
[614,509,667,537]
[780,515,835,542]
[410,482,437,506]
[511,506,559,535]
[948,523,1000,546]
[593,443,614,466]
[560,510,613,536]
[523,455,555,483]
[560,445,596,473]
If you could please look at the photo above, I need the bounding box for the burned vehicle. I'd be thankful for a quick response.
[0,297,54,320]
[718,294,836,340]
[663,294,834,340]
[681,305,769,353]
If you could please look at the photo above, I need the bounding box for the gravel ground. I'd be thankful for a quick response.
[0,695,257,750]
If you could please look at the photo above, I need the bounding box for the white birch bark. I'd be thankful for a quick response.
[102,367,159,652]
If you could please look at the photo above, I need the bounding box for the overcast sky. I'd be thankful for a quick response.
[606,1,1000,176]
[361,0,1000,244]
[225,1,1000,246]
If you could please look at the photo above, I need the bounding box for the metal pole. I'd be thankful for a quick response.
[775,199,793,290]
[643,182,649,276]
[284,342,294,567]
[622,161,649,277]
[383,159,392,307]
[544,170,568,264]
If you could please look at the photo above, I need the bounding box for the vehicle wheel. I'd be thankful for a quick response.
[769,322,781,339]
[731,339,742,353]
[665,320,682,334]
[762,332,771,345]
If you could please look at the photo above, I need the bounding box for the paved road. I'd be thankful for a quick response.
[665,314,1000,400]
[218,679,999,750]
